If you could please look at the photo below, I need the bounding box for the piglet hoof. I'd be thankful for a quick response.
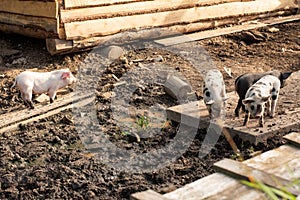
[50,98,54,104]
[259,123,264,127]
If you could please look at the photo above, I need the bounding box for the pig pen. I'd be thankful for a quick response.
[0,21,300,199]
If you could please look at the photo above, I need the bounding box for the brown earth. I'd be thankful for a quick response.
[0,21,299,199]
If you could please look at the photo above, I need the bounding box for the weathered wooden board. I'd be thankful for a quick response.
[0,96,94,134]
[63,0,297,39]
[0,0,58,18]
[244,144,300,180]
[156,14,300,46]
[60,0,242,23]
[284,132,300,147]
[131,190,171,200]
[64,0,149,9]
[158,143,300,200]
[0,12,58,33]
[163,172,266,200]
[214,158,300,195]
[0,92,93,130]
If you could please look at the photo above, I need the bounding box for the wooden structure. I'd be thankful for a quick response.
[131,132,300,200]
[0,0,298,55]
[166,91,300,144]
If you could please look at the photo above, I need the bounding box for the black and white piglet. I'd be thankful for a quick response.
[234,70,292,117]
[12,68,76,109]
[203,69,228,121]
[242,75,281,127]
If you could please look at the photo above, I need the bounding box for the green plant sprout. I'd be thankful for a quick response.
[241,176,297,200]
[136,114,150,130]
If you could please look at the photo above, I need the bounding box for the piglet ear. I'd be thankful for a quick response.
[242,98,254,105]
[61,72,70,79]
[281,72,292,80]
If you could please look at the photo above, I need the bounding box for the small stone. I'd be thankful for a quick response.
[85,191,96,199]
[12,57,27,65]
[35,93,50,103]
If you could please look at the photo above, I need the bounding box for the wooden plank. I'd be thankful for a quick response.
[0,0,58,18]
[244,145,300,180]
[130,189,171,200]
[63,0,297,39]
[64,0,149,9]
[284,132,300,147]
[0,12,58,33]
[60,0,242,23]
[213,158,300,196]
[164,172,266,200]
[0,92,93,130]
[0,96,94,134]
[156,14,300,46]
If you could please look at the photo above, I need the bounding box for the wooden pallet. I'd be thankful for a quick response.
[131,132,300,200]
[0,0,298,54]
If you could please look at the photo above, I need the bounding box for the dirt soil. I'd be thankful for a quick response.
[0,21,299,199]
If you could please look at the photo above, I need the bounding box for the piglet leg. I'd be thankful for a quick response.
[259,116,264,127]
[243,111,250,126]
[48,90,57,104]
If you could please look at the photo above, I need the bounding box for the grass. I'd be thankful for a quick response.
[241,176,298,200]
[136,114,150,130]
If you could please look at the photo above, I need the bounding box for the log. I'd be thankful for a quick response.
[63,0,297,39]
[0,23,54,39]
[100,45,125,60]
[0,12,58,33]
[0,0,58,18]
[46,39,73,55]
[164,75,192,100]
[60,0,242,23]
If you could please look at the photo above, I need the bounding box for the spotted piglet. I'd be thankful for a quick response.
[203,69,228,121]
[242,75,281,127]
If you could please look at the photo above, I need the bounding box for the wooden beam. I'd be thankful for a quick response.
[214,158,300,196]
[0,92,93,130]
[63,0,297,39]
[0,0,58,18]
[0,23,55,39]
[156,14,300,46]
[0,12,58,33]
[283,132,300,147]
[64,0,149,9]
[46,38,74,55]
[60,0,242,23]
[130,190,171,200]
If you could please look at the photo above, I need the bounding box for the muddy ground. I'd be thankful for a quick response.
[0,21,299,199]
